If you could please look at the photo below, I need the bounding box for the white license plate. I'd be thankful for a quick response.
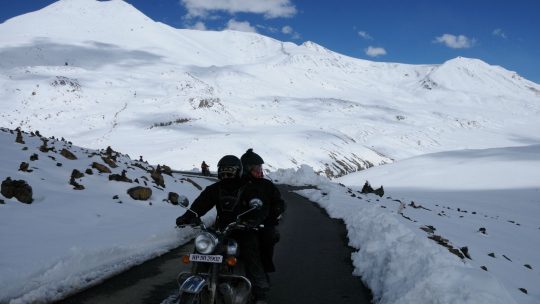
[189,254,223,263]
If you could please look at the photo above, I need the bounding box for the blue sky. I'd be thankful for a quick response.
[1,0,539,83]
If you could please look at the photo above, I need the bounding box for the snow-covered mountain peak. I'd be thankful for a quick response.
[0,0,539,177]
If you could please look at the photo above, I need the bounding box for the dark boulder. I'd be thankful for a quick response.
[151,169,165,188]
[168,192,179,205]
[92,162,111,173]
[71,169,84,179]
[127,186,152,200]
[101,156,118,168]
[109,170,132,183]
[61,148,77,160]
[361,181,374,194]
[1,177,33,204]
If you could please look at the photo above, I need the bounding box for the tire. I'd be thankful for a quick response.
[178,292,201,304]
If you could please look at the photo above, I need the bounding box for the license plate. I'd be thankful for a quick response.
[189,254,223,263]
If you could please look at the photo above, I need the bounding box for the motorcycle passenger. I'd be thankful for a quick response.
[240,149,285,275]
[176,155,271,304]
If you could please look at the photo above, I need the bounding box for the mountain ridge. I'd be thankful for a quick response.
[1,0,539,176]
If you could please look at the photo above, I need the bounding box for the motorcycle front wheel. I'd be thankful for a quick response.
[178,292,201,304]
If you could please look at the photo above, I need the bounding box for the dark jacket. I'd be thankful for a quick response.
[181,177,284,230]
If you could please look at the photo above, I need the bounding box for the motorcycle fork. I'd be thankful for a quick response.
[208,263,219,303]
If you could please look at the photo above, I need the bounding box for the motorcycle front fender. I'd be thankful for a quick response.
[179,274,207,294]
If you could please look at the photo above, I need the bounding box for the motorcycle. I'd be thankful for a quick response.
[176,198,264,304]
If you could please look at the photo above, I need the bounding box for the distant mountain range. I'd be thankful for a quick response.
[1,0,539,176]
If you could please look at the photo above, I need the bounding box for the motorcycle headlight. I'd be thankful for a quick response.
[226,239,239,256]
[195,232,218,254]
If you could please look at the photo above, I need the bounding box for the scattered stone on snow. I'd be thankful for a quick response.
[151,168,165,187]
[420,225,436,234]
[19,162,31,172]
[502,254,512,262]
[113,195,119,199]
[524,264,532,269]
[30,153,39,161]
[92,162,111,173]
[361,181,374,194]
[488,252,496,258]
[1,177,33,204]
[15,128,25,144]
[478,227,487,234]
[180,177,202,190]
[480,266,488,271]
[60,148,77,160]
[127,186,152,200]
[519,288,528,294]
[109,170,132,183]
[71,169,84,179]
[101,156,118,168]
[85,168,93,175]
[56,162,62,167]
[460,246,471,259]
[168,192,179,205]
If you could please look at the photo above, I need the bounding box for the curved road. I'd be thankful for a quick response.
[59,185,372,304]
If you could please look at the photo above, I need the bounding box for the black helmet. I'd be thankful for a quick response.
[217,155,242,180]
[240,148,264,176]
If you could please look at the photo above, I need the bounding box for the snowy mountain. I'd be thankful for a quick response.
[1,0,539,177]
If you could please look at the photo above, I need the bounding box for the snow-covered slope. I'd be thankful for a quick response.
[1,0,539,177]
[334,145,540,304]
[0,127,214,303]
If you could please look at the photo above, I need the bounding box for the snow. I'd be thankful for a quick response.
[0,129,216,303]
[270,145,539,304]
[1,1,539,303]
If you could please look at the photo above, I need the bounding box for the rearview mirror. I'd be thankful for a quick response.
[248,198,263,210]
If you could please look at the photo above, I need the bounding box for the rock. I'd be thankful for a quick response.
[361,181,374,194]
[460,246,471,259]
[488,252,496,258]
[151,169,165,187]
[101,156,118,168]
[480,266,488,271]
[373,186,384,197]
[19,162,30,172]
[92,162,111,173]
[60,148,77,160]
[30,153,39,161]
[71,169,84,179]
[15,128,25,144]
[161,164,173,176]
[502,254,512,262]
[85,168,93,175]
[519,288,527,294]
[127,186,152,200]
[1,177,33,204]
[524,264,532,269]
[478,227,487,234]
[0,199,5,204]
[168,192,179,205]
[113,195,119,199]
[56,162,62,167]
[109,170,132,183]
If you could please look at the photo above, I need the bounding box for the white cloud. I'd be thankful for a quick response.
[225,19,257,33]
[181,0,296,19]
[282,25,293,34]
[492,28,507,39]
[189,21,207,30]
[358,30,372,40]
[365,46,386,57]
[434,34,475,49]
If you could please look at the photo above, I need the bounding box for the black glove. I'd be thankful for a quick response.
[176,213,198,227]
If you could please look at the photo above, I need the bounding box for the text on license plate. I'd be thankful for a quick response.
[189,254,223,263]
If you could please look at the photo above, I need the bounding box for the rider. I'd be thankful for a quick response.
[240,149,285,274]
[201,161,210,176]
[176,155,272,303]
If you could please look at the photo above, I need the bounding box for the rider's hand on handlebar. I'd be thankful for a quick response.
[176,214,201,227]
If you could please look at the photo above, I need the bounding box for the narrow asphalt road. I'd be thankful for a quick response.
[58,184,372,304]
[268,185,372,304]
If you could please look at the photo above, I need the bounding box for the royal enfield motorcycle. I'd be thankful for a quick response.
[176,198,263,304]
